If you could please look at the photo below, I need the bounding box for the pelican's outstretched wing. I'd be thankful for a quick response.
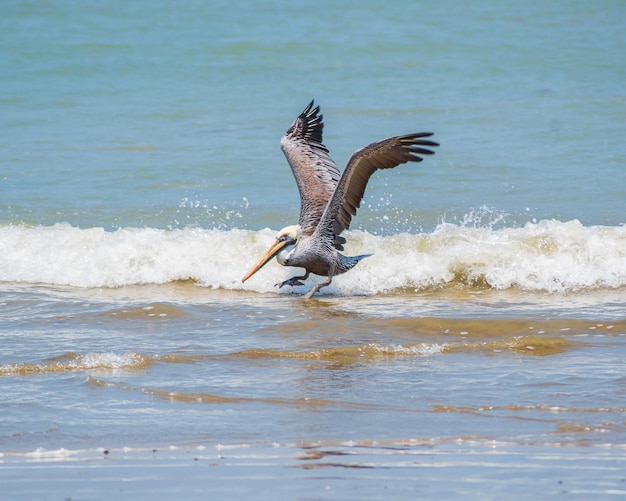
[316,133,439,240]
[280,101,341,239]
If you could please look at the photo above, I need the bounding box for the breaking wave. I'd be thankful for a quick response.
[0,219,625,294]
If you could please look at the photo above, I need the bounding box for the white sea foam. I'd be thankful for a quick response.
[367,342,445,356]
[0,220,625,294]
[72,352,147,370]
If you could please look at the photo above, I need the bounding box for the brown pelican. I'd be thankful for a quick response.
[242,100,438,298]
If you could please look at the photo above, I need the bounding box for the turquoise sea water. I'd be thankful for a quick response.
[3,0,625,231]
[1,1,626,499]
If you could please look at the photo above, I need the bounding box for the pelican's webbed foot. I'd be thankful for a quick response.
[276,272,310,289]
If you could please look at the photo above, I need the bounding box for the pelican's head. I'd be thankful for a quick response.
[242,225,299,283]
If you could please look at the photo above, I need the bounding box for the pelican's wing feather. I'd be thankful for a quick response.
[317,133,439,240]
[280,101,341,239]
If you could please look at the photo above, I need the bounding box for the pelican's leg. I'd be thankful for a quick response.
[303,276,333,299]
[276,272,310,289]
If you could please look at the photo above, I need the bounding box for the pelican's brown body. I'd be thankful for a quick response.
[242,101,439,298]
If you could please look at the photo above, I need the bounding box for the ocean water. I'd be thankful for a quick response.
[1,0,626,499]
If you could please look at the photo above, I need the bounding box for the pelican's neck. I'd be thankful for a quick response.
[276,243,296,265]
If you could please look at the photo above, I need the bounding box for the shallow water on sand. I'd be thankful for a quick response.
[1,284,626,498]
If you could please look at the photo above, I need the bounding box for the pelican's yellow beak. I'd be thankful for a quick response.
[241,238,292,283]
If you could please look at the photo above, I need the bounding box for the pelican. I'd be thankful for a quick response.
[242,100,439,298]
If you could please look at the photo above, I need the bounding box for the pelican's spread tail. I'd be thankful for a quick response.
[340,253,373,272]
[352,253,373,263]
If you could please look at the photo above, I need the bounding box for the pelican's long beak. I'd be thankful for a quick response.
[242,238,291,283]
